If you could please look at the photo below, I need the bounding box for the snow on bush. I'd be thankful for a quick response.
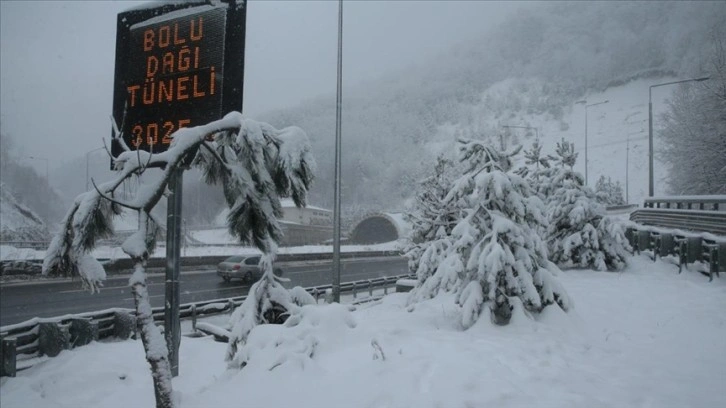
[403,155,460,283]
[409,139,571,327]
[229,302,357,372]
[545,139,630,271]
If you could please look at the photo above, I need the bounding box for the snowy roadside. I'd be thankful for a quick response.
[1,255,725,408]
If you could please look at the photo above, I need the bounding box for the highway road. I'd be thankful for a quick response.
[0,256,408,327]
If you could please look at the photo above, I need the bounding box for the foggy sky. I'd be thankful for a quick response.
[0,0,518,173]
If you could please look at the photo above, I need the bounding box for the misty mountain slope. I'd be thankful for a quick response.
[0,133,66,226]
[435,77,678,206]
[52,2,726,220]
[0,182,48,241]
[259,1,725,213]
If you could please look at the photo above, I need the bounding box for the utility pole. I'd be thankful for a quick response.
[164,169,182,377]
[332,0,344,303]
[626,136,629,204]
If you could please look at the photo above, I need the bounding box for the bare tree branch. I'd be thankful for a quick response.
[91,178,142,211]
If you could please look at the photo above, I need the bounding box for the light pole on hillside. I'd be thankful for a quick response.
[85,147,105,191]
[648,76,709,197]
[576,99,609,186]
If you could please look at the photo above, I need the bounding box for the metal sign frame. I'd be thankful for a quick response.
[111,0,246,161]
[109,0,246,377]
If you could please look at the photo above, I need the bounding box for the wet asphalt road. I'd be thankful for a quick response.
[0,256,408,327]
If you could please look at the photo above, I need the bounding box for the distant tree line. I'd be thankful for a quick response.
[658,28,726,195]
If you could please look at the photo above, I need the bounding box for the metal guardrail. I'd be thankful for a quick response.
[630,195,726,235]
[628,196,726,281]
[630,208,726,235]
[0,241,49,250]
[605,204,638,212]
[0,273,414,377]
[626,224,725,281]
[642,195,726,211]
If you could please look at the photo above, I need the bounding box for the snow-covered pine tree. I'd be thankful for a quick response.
[403,155,461,293]
[545,138,630,271]
[516,138,557,201]
[594,175,610,204]
[516,138,549,179]
[611,181,625,205]
[43,112,316,408]
[594,175,626,206]
[410,139,571,327]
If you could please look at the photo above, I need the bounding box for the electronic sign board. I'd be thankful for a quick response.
[111,0,246,160]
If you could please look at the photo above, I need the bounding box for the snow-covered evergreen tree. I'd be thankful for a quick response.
[515,138,549,179]
[43,112,316,408]
[516,138,557,201]
[594,175,625,206]
[403,155,461,288]
[409,139,571,327]
[545,139,630,271]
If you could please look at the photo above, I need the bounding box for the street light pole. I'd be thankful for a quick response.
[85,147,105,191]
[580,100,608,186]
[332,0,344,303]
[648,76,709,197]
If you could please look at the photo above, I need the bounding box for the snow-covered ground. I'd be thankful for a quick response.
[2,255,724,408]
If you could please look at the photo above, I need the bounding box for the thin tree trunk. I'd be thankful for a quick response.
[130,261,175,408]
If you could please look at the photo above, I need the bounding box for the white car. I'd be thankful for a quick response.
[216,255,283,282]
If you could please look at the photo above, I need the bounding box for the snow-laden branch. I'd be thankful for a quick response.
[43,111,315,288]
[43,111,317,408]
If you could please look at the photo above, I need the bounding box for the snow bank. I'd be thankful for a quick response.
[2,256,725,408]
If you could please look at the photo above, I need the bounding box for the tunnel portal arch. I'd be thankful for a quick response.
[348,213,410,244]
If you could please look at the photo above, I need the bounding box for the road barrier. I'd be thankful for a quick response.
[642,196,725,211]
[0,272,414,377]
[627,196,726,280]
[631,195,726,234]
[630,208,726,235]
[626,225,725,281]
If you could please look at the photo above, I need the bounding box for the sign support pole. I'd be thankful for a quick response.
[332,0,343,303]
[164,168,183,377]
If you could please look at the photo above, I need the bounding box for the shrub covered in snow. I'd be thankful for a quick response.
[403,155,461,286]
[594,175,625,206]
[228,302,356,371]
[545,139,630,271]
[409,139,571,327]
[225,255,318,365]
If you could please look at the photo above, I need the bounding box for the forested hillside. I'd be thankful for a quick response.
[0,133,65,228]
[45,1,726,221]
[259,1,726,214]
[0,181,48,241]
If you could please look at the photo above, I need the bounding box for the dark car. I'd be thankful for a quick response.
[217,255,283,282]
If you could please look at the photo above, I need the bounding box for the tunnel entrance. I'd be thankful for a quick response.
[349,215,399,244]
